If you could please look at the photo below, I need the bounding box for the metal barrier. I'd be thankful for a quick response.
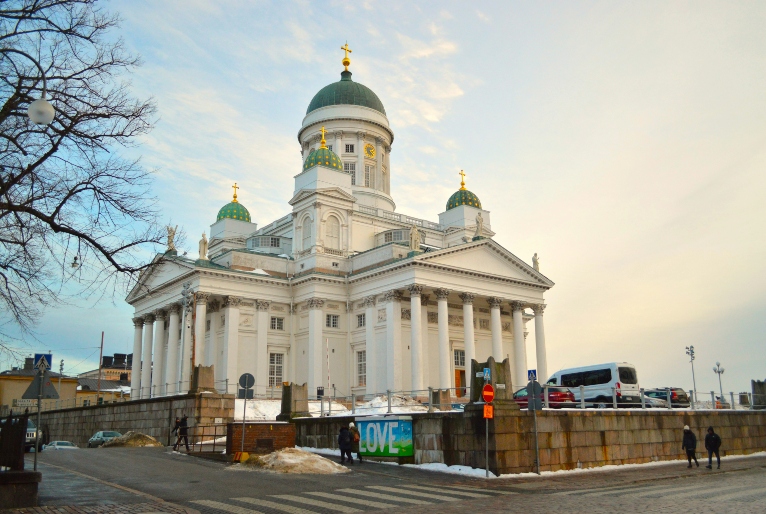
[186,423,228,453]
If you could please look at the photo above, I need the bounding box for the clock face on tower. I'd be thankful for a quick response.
[364,143,376,159]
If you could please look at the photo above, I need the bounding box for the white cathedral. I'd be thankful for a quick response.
[126,47,554,401]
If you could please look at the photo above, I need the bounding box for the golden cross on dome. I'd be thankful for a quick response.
[320,126,327,149]
[341,42,352,71]
[459,170,466,190]
[232,182,239,203]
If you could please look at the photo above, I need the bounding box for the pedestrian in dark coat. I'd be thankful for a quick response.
[338,425,353,464]
[173,415,190,451]
[171,417,181,450]
[682,425,699,468]
[705,426,722,469]
[349,422,362,463]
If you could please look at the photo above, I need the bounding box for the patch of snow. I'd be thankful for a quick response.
[403,462,497,478]
[230,448,350,474]
[308,400,349,417]
[350,394,429,416]
[234,399,281,421]
[244,268,270,275]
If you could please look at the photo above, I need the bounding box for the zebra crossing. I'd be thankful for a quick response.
[551,475,766,503]
[192,483,513,513]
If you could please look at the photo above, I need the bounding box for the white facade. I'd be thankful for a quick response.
[126,65,553,401]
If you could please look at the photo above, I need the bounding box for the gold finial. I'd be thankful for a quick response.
[341,42,352,71]
[320,126,327,149]
[459,170,466,190]
[232,182,239,203]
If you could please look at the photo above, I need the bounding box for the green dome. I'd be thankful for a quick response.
[446,189,482,210]
[307,71,386,116]
[217,201,251,222]
[303,147,343,172]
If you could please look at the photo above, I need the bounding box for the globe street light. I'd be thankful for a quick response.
[713,361,725,404]
[0,48,55,125]
[685,345,698,398]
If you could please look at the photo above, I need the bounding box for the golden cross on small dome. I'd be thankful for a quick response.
[320,126,327,149]
[341,42,352,71]
[232,182,239,203]
[459,170,466,190]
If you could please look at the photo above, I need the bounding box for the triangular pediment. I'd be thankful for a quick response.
[125,255,195,304]
[417,240,554,287]
[289,187,356,206]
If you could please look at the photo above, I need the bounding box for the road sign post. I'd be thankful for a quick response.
[527,379,543,475]
[238,373,255,453]
[481,382,495,478]
[31,353,52,472]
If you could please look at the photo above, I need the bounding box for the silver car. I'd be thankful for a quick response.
[43,440,79,450]
[87,431,121,448]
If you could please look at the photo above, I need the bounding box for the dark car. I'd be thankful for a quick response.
[644,388,690,408]
[87,431,122,448]
[513,386,576,409]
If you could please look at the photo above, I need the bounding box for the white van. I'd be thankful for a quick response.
[546,362,640,408]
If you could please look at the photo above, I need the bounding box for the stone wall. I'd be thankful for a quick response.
[226,422,296,454]
[293,406,766,475]
[39,393,234,447]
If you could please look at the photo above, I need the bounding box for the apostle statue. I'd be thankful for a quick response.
[532,252,540,271]
[167,225,178,252]
[409,224,420,251]
[199,232,209,260]
[474,212,484,238]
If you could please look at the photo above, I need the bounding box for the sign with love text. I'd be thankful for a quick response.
[357,416,413,457]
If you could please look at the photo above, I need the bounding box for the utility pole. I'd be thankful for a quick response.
[97,331,104,405]
[685,346,697,399]
[58,359,63,395]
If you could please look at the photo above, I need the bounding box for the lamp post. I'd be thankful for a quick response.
[713,362,725,404]
[0,48,55,125]
[685,345,697,398]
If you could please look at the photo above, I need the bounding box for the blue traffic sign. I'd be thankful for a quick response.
[528,369,537,381]
[483,368,491,381]
[34,353,52,371]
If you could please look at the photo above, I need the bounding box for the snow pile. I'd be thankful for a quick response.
[403,462,497,478]
[245,447,350,474]
[234,399,282,421]
[101,431,163,448]
[352,394,428,416]
[308,400,349,417]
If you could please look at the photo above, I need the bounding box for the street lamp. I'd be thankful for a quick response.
[685,345,697,397]
[713,361,725,404]
[0,48,55,125]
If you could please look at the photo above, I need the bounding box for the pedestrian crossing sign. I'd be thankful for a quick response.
[34,353,52,371]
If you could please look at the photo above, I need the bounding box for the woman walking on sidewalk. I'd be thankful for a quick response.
[682,425,699,468]
[338,424,353,465]
[349,422,362,463]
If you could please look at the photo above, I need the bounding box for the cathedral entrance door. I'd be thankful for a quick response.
[454,369,465,397]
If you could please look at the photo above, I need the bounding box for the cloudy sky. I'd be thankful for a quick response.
[7,1,765,395]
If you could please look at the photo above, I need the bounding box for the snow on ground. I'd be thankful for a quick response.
[234,399,350,421]
[228,448,350,474]
[350,394,429,416]
[403,462,497,478]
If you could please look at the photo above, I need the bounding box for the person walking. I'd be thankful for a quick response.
[171,417,181,450]
[174,415,190,452]
[705,426,722,469]
[349,422,362,463]
[338,424,353,465]
[682,425,699,468]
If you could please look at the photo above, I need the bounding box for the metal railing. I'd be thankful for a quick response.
[186,423,228,453]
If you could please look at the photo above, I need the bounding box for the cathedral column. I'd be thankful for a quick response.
[533,304,548,383]
[256,300,270,396]
[307,298,325,395]
[151,310,166,397]
[165,304,180,395]
[420,294,430,388]
[130,317,143,398]
[434,288,451,390]
[375,137,384,193]
[334,131,343,160]
[384,145,392,194]
[488,297,504,362]
[208,301,223,388]
[180,306,193,392]
[511,301,528,388]
[356,132,365,187]
[363,296,377,395]
[384,290,403,391]
[222,296,242,393]
[194,292,209,369]
[140,314,155,399]
[408,285,424,392]
[205,300,220,367]
[459,293,476,398]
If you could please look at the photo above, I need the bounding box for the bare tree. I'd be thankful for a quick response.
[0,0,165,355]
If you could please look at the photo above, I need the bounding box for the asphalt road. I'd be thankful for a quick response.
[29,449,766,514]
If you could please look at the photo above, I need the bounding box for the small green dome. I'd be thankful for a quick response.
[217,201,251,222]
[303,147,343,172]
[446,189,482,210]
[307,71,386,116]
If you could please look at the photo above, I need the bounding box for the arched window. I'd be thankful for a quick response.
[302,217,312,251]
[326,216,340,250]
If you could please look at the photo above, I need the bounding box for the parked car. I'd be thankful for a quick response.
[642,393,669,409]
[644,388,691,408]
[0,418,40,452]
[513,386,576,409]
[87,431,122,448]
[546,362,641,408]
[43,440,79,450]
